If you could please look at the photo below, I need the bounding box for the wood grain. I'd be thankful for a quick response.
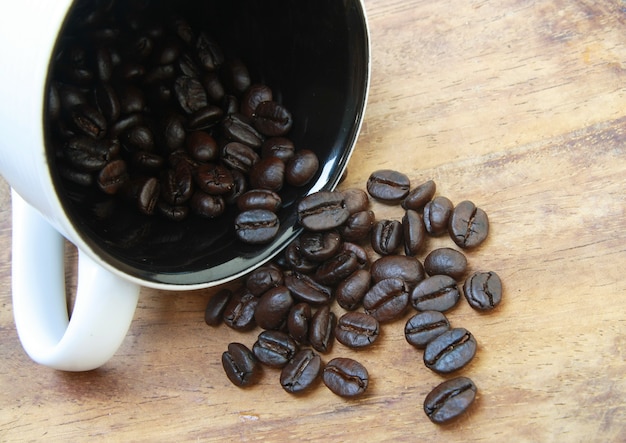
[1,0,625,441]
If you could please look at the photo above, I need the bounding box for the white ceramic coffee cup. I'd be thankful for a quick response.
[0,0,369,371]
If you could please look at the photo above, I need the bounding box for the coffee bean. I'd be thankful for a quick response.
[463,271,502,311]
[402,179,436,211]
[249,157,285,192]
[195,32,224,71]
[424,247,468,280]
[285,149,319,187]
[253,101,293,136]
[222,342,260,387]
[284,271,333,306]
[299,230,343,262]
[185,131,219,162]
[367,169,410,202]
[297,191,349,231]
[201,72,225,104]
[131,151,163,172]
[309,305,336,353]
[234,209,279,244]
[335,312,379,348]
[69,103,107,139]
[63,136,113,171]
[204,288,233,326]
[314,250,361,286]
[222,113,263,148]
[424,376,477,424]
[261,137,295,162]
[223,290,258,331]
[404,310,450,349]
[190,191,225,218]
[402,209,426,256]
[363,277,409,323]
[370,255,425,290]
[97,159,128,195]
[157,201,189,221]
[323,358,369,398]
[245,266,284,297]
[136,177,160,215]
[254,285,294,330]
[252,330,298,368]
[341,188,370,214]
[175,75,208,114]
[423,327,477,374]
[371,219,403,256]
[221,141,260,174]
[221,59,251,95]
[120,125,154,153]
[187,105,224,130]
[237,189,282,213]
[287,302,312,344]
[280,349,322,394]
[335,269,371,311]
[341,242,369,269]
[240,83,273,118]
[161,163,194,205]
[448,200,489,249]
[424,196,454,236]
[411,275,461,312]
[194,163,234,195]
[94,82,120,122]
[340,210,375,242]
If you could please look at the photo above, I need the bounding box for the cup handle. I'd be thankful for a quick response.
[10,190,140,371]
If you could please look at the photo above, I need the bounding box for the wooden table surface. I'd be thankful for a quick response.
[1,0,626,441]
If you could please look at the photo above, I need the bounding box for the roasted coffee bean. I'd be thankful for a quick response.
[120,125,154,153]
[402,179,436,211]
[299,230,342,262]
[424,196,454,236]
[237,189,282,213]
[204,288,233,326]
[194,163,234,195]
[190,191,225,218]
[335,269,371,311]
[283,238,318,273]
[234,209,279,244]
[448,200,490,249]
[463,271,502,311]
[108,112,145,138]
[253,330,298,368]
[287,302,312,344]
[424,376,477,424]
[363,277,409,323]
[370,255,425,290]
[185,131,219,162]
[411,275,461,312]
[58,163,94,186]
[341,242,369,269]
[222,342,260,387]
[261,137,295,162]
[284,271,333,306]
[335,312,379,348]
[309,305,336,353]
[97,159,128,194]
[174,75,208,114]
[222,141,260,174]
[341,188,370,214]
[195,32,224,71]
[136,177,160,215]
[280,349,322,394]
[221,59,251,95]
[161,113,186,151]
[423,328,477,374]
[221,94,239,115]
[314,250,361,286]
[254,285,294,330]
[225,169,248,205]
[94,82,120,122]
[424,248,468,280]
[187,105,224,130]
[249,157,285,192]
[69,104,107,139]
[245,266,284,296]
[340,210,375,242]
[222,113,263,148]
[404,310,450,349]
[157,201,189,221]
[161,163,193,205]
[57,83,88,111]
[297,191,349,231]
[63,136,111,172]
[253,101,293,136]
[403,209,426,256]
[223,290,258,331]
[201,72,225,104]
[131,151,163,172]
[366,169,410,203]
[323,358,369,398]
[371,219,403,255]
[116,83,145,115]
[285,149,319,187]
[240,83,273,118]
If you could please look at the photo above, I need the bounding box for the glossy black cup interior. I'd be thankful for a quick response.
[46,0,369,286]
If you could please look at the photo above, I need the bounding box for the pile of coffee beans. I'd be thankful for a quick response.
[206,171,503,424]
[45,0,319,245]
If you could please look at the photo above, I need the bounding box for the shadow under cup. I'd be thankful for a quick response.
[44,0,369,287]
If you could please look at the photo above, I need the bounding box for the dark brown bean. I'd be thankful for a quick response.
[366,169,410,203]
[424,196,454,236]
[448,200,490,249]
[335,312,379,349]
[424,376,477,424]
[254,285,294,331]
[204,288,233,326]
[297,191,349,232]
[404,310,450,349]
[234,209,279,244]
[463,271,502,311]
[309,305,336,353]
[403,209,426,256]
[423,328,477,374]
[335,269,371,311]
[253,101,293,136]
[424,247,468,280]
[252,330,298,368]
[323,358,369,398]
[280,349,321,394]
[371,219,403,255]
[402,179,436,211]
[222,342,260,387]
[363,277,409,323]
[411,275,461,312]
